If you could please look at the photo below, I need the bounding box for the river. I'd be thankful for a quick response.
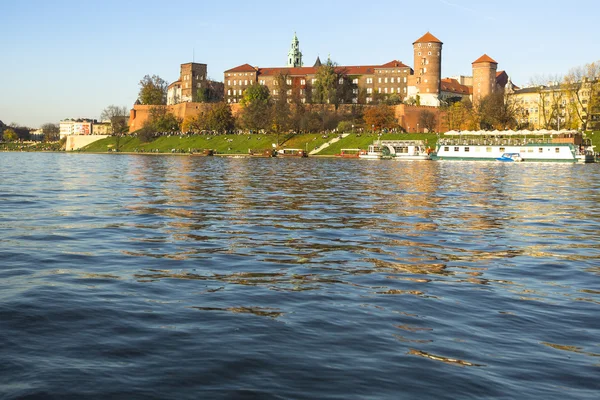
[1,153,599,399]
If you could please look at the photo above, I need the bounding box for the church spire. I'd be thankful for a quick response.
[287,32,303,67]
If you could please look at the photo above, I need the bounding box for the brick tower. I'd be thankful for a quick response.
[180,62,207,102]
[472,54,498,105]
[411,32,443,106]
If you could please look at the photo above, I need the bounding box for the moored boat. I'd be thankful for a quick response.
[277,148,308,157]
[379,140,431,161]
[434,130,595,163]
[336,149,364,158]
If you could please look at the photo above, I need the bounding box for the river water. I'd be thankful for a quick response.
[0,152,599,399]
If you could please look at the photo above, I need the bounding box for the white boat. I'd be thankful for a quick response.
[434,131,595,163]
[379,140,431,161]
[358,144,391,159]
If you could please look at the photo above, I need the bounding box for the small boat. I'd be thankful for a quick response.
[496,153,523,162]
[336,149,363,158]
[191,149,214,156]
[374,140,431,161]
[277,148,308,157]
[249,149,277,157]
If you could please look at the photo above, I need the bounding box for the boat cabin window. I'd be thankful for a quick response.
[538,148,543,153]
[499,147,505,152]
[464,147,470,152]
[454,147,459,152]
[486,147,492,153]
[444,147,449,152]
[555,148,560,153]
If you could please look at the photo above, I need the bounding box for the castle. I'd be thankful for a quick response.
[223,32,509,107]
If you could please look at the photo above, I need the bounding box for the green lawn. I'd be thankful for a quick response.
[78,132,441,155]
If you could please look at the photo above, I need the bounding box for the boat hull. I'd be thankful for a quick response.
[434,143,591,163]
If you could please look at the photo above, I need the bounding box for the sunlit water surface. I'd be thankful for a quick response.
[1,153,599,399]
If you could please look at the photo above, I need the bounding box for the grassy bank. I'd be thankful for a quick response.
[79,132,440,155]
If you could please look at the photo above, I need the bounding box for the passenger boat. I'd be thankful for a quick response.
[434,130,595,163]
[277,148,308,157]
[371,140,431,160]
[336,149,364,158]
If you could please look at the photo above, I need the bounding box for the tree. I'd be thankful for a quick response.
[419,110,437,132]
[101,105,129,134]
[41,123,60,141]
[363,104,397,131]
[207,103,235,134]
[312,59,337,105]
[3,128,18,141]
[239,83,271,132]
[478,92,518,130]
[148,106,181,132]
[564,61,600,130]
[138,75,168,105]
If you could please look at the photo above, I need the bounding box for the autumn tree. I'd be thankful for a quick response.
[364,104,397,131]
[138,75,168,105]
[2,128,18,141]
[564,61,600,130]
[478,92,518,130]
[419,110,437,132]
[148,106,181,132]
[271,73,292,136]
[101,105,129,134]
[207,102,235,134]
[41,123,60,141]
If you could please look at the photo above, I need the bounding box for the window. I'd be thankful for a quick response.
[384,77,388,83]
[353,78,358,84]
[353,88,358,94]
[287,89,292,95]
[444,147,449,152]
[555,148,560,153]
[454,147,459,152]
[233,89,236,95]
[227,80,231,85]
[366,97,372,103]
[538,148,543,153]
[486,147,492,153]
[352,98,358,104]
[245,80,248,85]
[233,80,237,85]
[391,77,395,83]
[366,78,373,84]
[367,88,372,94]
[378,78,382,83]
[286,79,292,85]
[500,147,505,152]
[418,52,422,56]
[465,147,470,152]
[339,78,344,84]
[273,89,278,95]
[384,88,388,93]
[301,79,306,85]
[312,79,317,84]
[428,43,432,47]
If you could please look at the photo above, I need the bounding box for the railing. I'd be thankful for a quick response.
[437,138,558,146]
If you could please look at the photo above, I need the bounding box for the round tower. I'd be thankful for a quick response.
[412,32,443,106]
[472,54,498,105]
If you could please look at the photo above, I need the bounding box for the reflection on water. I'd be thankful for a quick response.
[0,153,599,399]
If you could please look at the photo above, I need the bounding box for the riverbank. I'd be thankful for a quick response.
[77,132,439,155]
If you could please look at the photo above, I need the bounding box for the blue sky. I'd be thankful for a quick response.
[1,0,598,128]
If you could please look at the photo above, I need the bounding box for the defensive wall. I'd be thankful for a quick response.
[129,103,445,133]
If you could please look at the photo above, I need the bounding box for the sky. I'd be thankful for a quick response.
[1,0,599,128]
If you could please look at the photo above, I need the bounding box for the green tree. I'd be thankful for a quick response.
[148,106,181,132]
[41,123,60,141]
[3,128,18,141]
[239,83,271,132]
[207,103,235,133]
[138,75,168,105]
[478,92,517,130]
[312,59,337,105]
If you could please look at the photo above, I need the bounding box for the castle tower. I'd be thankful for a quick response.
[472,54,498,105]
[180,62,207,102]
[287,32,303,67]
[412,32,443,106]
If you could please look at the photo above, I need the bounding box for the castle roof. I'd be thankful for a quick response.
[496,70,508,87]
[377,60,410,68]
[472,54,498,64]
[413,32,443,44]
[314,56,322,67]
[225,63,257,73]
[441,78,471,95]
[167,80,181,89]
[253,62,408,77]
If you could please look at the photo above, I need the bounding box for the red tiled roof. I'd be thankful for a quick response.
[225,63,257,73]
[378,60,409,68]
[258,67,317,76]
[440,78,471,95]
[168,80,181,89]
[472,54,498,64]
[413,32,443,44]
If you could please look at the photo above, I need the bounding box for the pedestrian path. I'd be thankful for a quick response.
[309,133,350,155]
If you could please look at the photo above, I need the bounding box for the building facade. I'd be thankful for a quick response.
[167,62,208,105]
[59,119,94,138]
